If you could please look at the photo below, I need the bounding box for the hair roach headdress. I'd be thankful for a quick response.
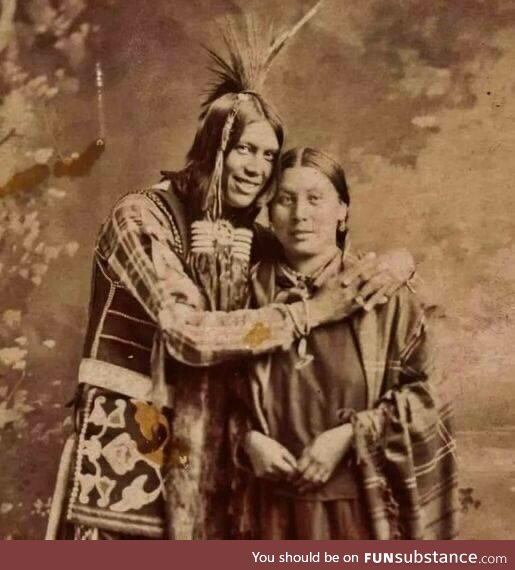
[201,0,325,220]
[202,0,324,113]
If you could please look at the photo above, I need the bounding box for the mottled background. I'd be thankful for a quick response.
[0,0,514,539]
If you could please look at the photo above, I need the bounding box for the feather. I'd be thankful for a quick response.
[266,0,325,68]
[201,1,325,110]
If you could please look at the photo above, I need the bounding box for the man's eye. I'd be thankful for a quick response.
[309,195,321,204]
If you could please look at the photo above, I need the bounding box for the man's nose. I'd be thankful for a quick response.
[243,155,263,178]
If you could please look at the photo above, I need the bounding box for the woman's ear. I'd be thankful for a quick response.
[337,202,348,232]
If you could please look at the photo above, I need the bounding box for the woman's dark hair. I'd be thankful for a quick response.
[278,147,350,206]
[275,147,350,247]
[183,93,284,221]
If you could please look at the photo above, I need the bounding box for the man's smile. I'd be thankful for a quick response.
[233,175,261,194]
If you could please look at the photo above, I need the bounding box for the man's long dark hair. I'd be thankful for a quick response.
[179,92,284,224]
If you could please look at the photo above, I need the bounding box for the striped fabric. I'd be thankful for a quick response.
[96,191,305,367]
[95,189,418,371]
[352,367,458,539]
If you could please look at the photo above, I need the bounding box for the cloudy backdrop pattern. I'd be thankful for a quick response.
[0,0,514,539]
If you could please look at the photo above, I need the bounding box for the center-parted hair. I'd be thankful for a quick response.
[278,147,350,206]
[275,147,350,247]
[186,93,284,175]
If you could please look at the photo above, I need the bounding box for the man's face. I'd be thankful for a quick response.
[223,121,279,209]
[270,166,347,262]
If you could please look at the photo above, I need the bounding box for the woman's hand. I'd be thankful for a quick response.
[293,424,353,494]
[243,431,297,481]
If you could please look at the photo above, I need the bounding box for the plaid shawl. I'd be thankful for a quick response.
[351,383,458,539]
[347,276,458,540]
[231,254,458,539]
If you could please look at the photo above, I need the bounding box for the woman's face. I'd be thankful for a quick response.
[270,166,347,262]
[223,121,279,209]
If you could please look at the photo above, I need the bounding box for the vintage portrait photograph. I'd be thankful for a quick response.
[0,0,514,541]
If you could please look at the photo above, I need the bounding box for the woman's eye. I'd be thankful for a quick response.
[264,152,276,162]
[237,144,250,154]
[277,195,293,206]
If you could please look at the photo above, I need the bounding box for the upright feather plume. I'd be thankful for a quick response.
[201,0,325,114]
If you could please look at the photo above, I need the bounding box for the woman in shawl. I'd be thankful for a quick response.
[234,147,458,540]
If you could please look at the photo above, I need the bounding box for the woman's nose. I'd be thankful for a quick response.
[293,199,309,220]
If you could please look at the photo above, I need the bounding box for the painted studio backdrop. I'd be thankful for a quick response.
[0,0,514,539]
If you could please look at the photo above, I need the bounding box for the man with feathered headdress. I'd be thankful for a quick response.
[46,1,416,540]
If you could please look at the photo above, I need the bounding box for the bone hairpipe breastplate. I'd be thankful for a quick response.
[190,220,253,263]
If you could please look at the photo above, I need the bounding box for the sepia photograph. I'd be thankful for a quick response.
[0,0,513,541]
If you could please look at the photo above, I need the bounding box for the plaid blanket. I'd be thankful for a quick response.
[351,384,458,539]
[348,275,458,540]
